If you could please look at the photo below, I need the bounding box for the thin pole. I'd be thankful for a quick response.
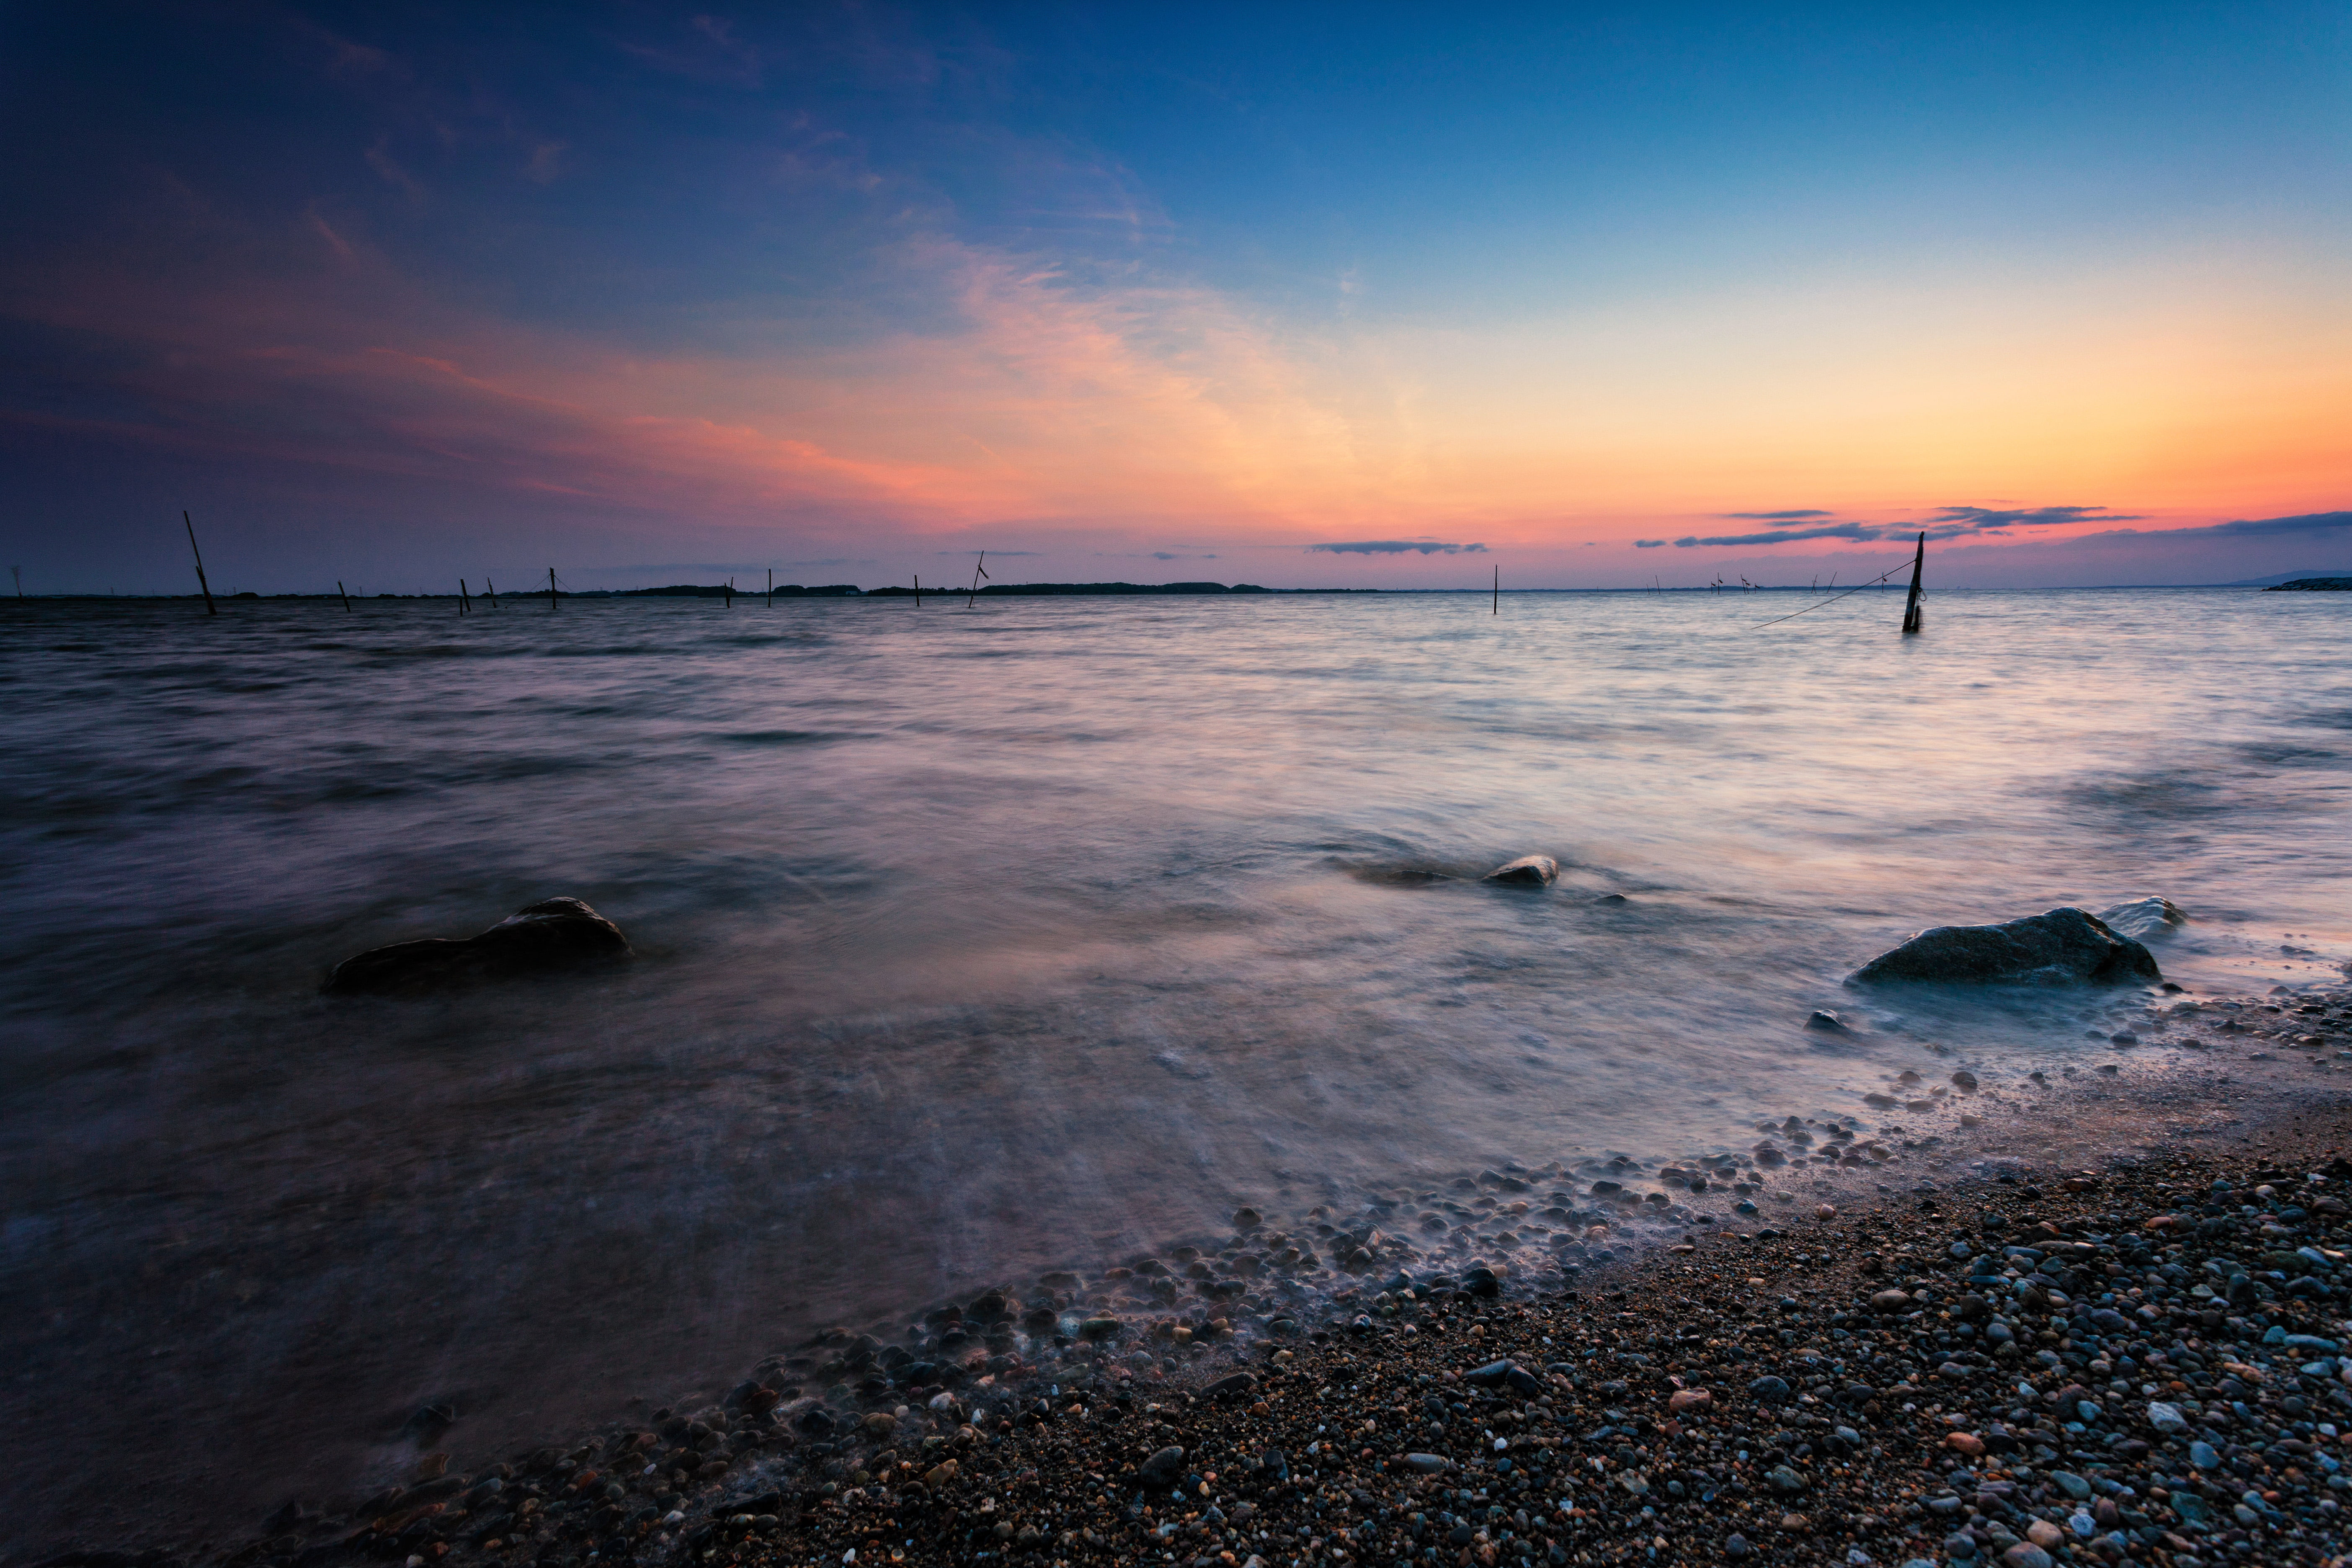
[1900,531,1925,634]
[485,577,498,609]
[725,576,733,609]
[766,568,773,608]
[914,574,921,607]
[549,567,558,611]
[967,550,988,607]
[459,578,472,615]
[337,579,351,611]
[183,511,217,615]
[10,566,21,598]
[1492,565,1498,615]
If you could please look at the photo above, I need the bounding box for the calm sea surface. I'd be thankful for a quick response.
[2,587,2347,1544]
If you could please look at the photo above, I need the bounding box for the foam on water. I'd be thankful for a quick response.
[1,587,2346,1545]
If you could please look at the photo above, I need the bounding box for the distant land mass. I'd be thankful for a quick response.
[2219,569,2352,587]
[2261,577,2352,591]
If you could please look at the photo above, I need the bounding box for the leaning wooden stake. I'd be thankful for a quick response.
[766,568,773,608]
[967,550,988,607]
[913,573,921,607]
[1900,531,1925,634]
[459,578,472,616]
[337,579,351,611]
[725,576,734,609]
[183,511,217,615]
[485,578,498,609]
[548,567,559,611]
[1492,564,1499,615]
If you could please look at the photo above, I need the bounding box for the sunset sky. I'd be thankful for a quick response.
[3,3,2348,592]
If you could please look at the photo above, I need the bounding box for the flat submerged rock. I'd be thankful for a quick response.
[325,897,631,995]
[1850,905,2159,987]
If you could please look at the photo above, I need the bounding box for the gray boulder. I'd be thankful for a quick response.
[1849,907,2159,987]
[326,897,630,994]
[2093,896,2187,941]
[1484,854,1558,886]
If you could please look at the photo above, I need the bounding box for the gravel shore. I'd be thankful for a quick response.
[36,982,2352,1568]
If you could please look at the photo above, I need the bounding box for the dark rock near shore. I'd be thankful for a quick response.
[1850,905,2159,987]
[325,897,630,994]
[1483,854,1558,886]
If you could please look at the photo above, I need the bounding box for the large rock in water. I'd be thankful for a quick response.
[326,897,630,995]
[2094,896,2188,941]
[1849,907,2159,987]
[1483,854,1558,886]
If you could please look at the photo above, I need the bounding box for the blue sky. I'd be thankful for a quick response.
[2,2,2347,591]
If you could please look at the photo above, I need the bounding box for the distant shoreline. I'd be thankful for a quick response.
[9,581,2346,603]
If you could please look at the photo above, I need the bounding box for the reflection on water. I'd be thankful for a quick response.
[1,587,2346,1547]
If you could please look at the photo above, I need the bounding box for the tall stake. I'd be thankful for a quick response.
[725,576,734,609]
[766,568,773,608]
[549,567,559,611]
[183,511,217,615]
[337,579,351,611]
[11,566,22,598]
[967,550,988,607]
[459,578,472,615]
[485,578,498,608]
[1492,564,1498,615]
[1900,531,1925,634]
[914,573,921,607]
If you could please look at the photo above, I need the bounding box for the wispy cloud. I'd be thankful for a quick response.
[1722,509,1834,522]
[1308,539,1488,555]
[1675,503,2145,547]
[2074,510,2352,543]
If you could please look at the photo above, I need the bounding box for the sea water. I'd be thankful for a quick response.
[1,586,2345,1544]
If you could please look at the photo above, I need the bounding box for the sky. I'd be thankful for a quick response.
[2,2,2349,593]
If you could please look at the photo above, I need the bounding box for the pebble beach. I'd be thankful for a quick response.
[60,979,2352,1568]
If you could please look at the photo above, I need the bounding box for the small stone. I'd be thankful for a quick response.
[1401,1453,1449,1475]
[2189,1440,2220,1469]
[1748,1375,1792,1403]
[1950,1070,1978,1090]
[1815,1204,1837,1220]
[1944,1431,1984,1457]
[924,1460,957,1488]
[1138,1445,1185,1486]
[1724,1535,1751,1560]
[2001,1547,2053,1568]
[1484,854,1559,886]
[1765,1465,1806,1493]
[2146,1400,2187,1432]
[2050,1471,2091,1500]
[861,1413,896,1436]
[1869,1289,1913,1313]
[1667,1388,1713,1413]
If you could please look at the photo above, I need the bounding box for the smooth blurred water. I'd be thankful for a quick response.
[2,586,2347,1545]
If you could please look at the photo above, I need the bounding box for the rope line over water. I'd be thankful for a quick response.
[1747,562,1913,629]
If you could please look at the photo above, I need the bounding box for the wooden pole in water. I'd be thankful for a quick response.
[725,576,734,609]
[1492,564,1498,615]
[549,567,558,611]
[459,578,472,615]
[967,550,988,607]
[914,573,921,607]
[183,511,217,615]
[766,568,773,608]
[13,566,23,598]
[485,577,498,609]
[1900,531,1925,634]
